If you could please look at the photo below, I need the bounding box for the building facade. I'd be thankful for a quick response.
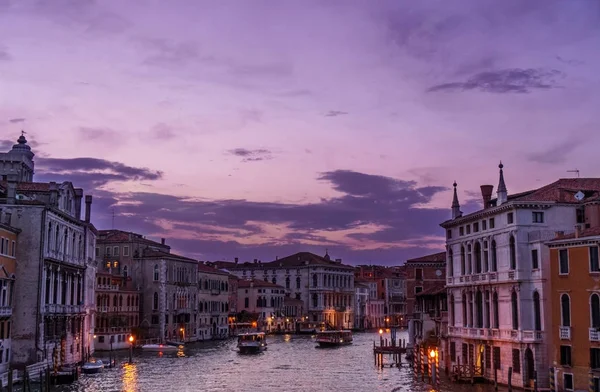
[414,285,449,373]
[405,252,446,321]
[442,165,600,388]
[354,281,369,330]
[237,279,285,331]
[0,214,19,375]
[197,263,229,340]
[217,252,355,329]
[0,134,97,368]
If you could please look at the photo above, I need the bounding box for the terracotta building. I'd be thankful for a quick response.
[405,251,446,320]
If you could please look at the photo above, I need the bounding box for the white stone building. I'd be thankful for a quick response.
[442,164,600,388]
[0,134,97,368]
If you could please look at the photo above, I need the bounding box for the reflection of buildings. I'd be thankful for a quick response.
[217,252,355,329]
[0,213,19,375]
[547,207,600,392]
[0,134,97,368]
[443,165,600,389]
[237,279,284,331]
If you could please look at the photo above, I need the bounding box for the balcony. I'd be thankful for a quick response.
[45,304,84,314]
[0,306,12,317]
[448,326,543,343]
[590,328,600,342]
[447,270,522,287]
[559,326,571,340]
[97,284,120,291]
[210,289,221,296]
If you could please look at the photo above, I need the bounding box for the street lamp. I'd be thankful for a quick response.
[180,327,185,342]
[128,335,134,364]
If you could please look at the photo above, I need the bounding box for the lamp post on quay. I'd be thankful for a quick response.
[128,335,134,364]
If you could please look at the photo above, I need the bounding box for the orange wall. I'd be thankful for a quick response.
[0,228,18,275]
[550,244,600,390]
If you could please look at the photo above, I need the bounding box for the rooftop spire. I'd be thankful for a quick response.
[451,181,462,219]
[324,249,330,261]
[497,161,508,204]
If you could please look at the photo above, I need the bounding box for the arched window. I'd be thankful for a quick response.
[474,242,482,274]
[592,294,600,328]
[450,294,455,326]
[153,292,158,310]
[47,223,52,252]
[312,274,318,288]
[511,291,519,330]
[153,264,159,281]
[460,246,466,275]
[509,235,517,270]
[55,226,59,253]
[123,265,128,278]
[467,244,472,274]
[533,291,541,331]
[561,294,571,327]
[493,292,499,328]
[119,295,123,307]
[312,293,318,308]
[448,248,454,277]
[256,296,261,307]
[476,290,483,328]
[296,277,301,289]
[127,296,131,307]
[272,277,277,285]
[271,297,275,307]
[462,293,467,326]
[96,295,101,306]
[63,229,68,255]
[113,295,118,307]
[491,240,497,271]
[286,277,290,289]
[484,291,490,328]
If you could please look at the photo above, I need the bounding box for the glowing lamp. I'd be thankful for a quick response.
[429,349,436,358]
[378,329,383,335]
[129,335,134,343]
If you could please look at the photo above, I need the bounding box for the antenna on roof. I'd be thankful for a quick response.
[567,169,580,178]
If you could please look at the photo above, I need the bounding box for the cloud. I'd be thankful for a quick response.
[427,68,564,93]
[0,134,41,151]
[150,123,177,140]
[324,110,348,117]
[227,148,273,162]
[9,118,25,123]
[0,46,10,61]
[527,138,583,164]
[78,126,120,141]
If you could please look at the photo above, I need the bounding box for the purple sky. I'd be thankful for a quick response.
[1,0,599,264]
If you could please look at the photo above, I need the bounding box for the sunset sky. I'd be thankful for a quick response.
[1,0,599,264]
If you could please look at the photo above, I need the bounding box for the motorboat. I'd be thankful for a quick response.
[141,343,180,352]
[166,341,185,348]
[315,330,353,347]
[82,359,104,374]
[237,332,267,354]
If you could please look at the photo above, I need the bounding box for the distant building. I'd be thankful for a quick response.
[442,164,600,388]
[355,265,407,327]
[237,279,285,332]
[414,285,449,373]
[197,263,229,340]
[405,252,446,322]
[354,280,369,329]
[216,251,355,329]
[0,134,97,369]
[0,212,19,375]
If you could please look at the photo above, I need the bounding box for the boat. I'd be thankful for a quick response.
[315,330,353,347]
[166,340,185,348]
[141,343,180,352]
[297,321,325,335]
[82,359,104,374]
[237,332,267,354]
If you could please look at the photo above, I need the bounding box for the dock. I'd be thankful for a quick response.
[372,328,409,368]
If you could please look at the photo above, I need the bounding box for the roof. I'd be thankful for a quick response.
[550,226,600,242]
[416,284,446,297]
[264,252,353,269]
[197,263,229,276]
[0,181,51,192]
[97,229,169,248]
[237,279,285,289]
[139,249,197,263]
[406,251,446,264]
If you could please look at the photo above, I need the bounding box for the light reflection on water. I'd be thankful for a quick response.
[54,332,506,392]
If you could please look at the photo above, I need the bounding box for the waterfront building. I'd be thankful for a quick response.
[197,263,229,340]
[354,280,369,329]
[405,252,446,321]
[93,230,163,350]
[366,280,385,329]
[356,265,407,327]
[442,164,600,388]
[0,134,97,369]
[0,212,19,376]
[547,218,600,391]
[237,279,285,331]
[413,284,449,373]
[217,252,355,329]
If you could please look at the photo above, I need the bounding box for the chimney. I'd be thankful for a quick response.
[575,225,582,238]
[6,174,17,204]
[234,257,239,264]
[74,188,83,219]
[480,185,494,208]
[161,238,166,245]
[84,195,92,222]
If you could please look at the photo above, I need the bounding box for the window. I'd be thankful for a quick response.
[473,222,479,232]
[447,229,452,239]
[95,247,99,257]
[560,346,572,366]
[285,277,290,289]
[296,277,301,289]
[532,211,544,223]
[533,291,541,331]
[485,345,491,369]
[415,268,423,280]
[123,246,130,257]
[592,294,600,329]
[450,295,455,326]
[507,212,514,224]
[493,347,501,370]
[459,227,464,236]
[153,265,159,281]
[577,207,585,224]
[591,348,600,369]
[559,249,569,274]
[482,220,487,231]
[466,225,471,235]
[450,342,456,361]
[312,274,318,287]
[511,291,519,330]
[491,240,497,272]
[531,249,539,269]
[153,292,158,310]
[460,246,466,275]
[113,246,119,256]
[448,249,454,277]
[564,373,574,391]
[561,294,571,327]
[462,294,467,327]
[312,294,318,308]
[512,349,521,373]
[106,246,111,256]
[123,266,128,278]
[591,247,600,272]
[11,241,15,257]
[415,286,422,294]
[489,218,495,229]
[509,235,516,270]
[474,242,482,274]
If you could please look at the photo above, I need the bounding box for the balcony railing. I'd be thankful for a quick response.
[590,328,600,342]
[448,326,543,342]
[97,284,120,291]
[559,326,571,340]
[447,270,521,286]
[45,304,85,314]
[0,306,12,317]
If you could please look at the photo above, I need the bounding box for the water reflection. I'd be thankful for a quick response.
[55,332,506,392]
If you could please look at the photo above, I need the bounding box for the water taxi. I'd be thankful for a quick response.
[297,321,325,335]
[315,330,353,347]
[237,332,268,354]
[82,359,104,374]
[141,343,180,353]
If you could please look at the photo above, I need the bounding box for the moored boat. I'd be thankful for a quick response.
[237,332,267,354]
[315,330,353,347]
[82,359,104,374]
[141,343,179,352]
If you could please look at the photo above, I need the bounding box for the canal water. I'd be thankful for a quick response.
[54,332,506,392]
